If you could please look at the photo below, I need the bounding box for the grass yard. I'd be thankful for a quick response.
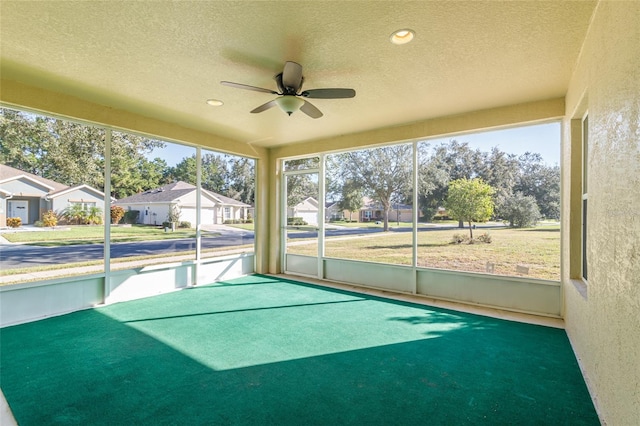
[288,225,560,281]
[227,223,255,231]
[1,225,199,246]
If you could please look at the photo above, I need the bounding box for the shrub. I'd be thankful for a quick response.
[86,206,103,225]
[244,218,253,224]
[111,206,125,224]
[34,220,44,227]
[287,217,307,226]
[42,210,58,227]
[178,221,191,229]
[123,210,139,224]
[476,232,492,244]
[62,204,87,225]
[167,204,181,223]
[7,217,22,228]
[450,233,469,244]
[501,192,541,228]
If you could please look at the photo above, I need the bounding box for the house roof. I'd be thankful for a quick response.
[116,181,251,207]
[362,196,412,210]
[0,164,68,193]
[0,2,596,149]
[47,184,108,200]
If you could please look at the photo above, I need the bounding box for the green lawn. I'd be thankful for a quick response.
[0,225,207,246]
[289,225,560,281]
[227,223,255,231]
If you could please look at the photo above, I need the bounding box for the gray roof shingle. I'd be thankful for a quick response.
[116,181,251,206]
[0,164,69,192]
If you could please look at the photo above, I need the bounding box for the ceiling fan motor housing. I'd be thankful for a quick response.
[275,73,303,95]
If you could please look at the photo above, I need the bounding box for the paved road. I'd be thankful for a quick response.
[0,224,505,269]
[0,232,254,269]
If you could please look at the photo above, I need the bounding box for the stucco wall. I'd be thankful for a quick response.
[562,2,640,424]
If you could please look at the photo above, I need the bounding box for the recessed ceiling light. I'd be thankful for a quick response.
[206,99,224,106]
[390,29,415,45]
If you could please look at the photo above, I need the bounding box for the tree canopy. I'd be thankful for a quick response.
[0,108,256,204]
[445,178,495,239]
[331,145,412,231]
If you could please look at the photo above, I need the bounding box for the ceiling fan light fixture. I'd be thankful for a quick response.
[390,28,415,45]
[206,99,224,106]
[275,96,304,116]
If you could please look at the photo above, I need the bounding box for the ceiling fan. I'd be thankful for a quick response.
[221,61,355,119]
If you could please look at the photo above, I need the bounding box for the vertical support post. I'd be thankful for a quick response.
[103,128,112,301]
[412,140,419,294]
[280,160,287,273]
[318,154,326,279]
[195,147,202,286]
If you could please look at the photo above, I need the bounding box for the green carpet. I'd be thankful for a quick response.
[1,274,598,425]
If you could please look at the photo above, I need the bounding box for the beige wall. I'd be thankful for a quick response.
[562,2,640,424]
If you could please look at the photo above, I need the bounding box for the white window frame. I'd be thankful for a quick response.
[581,113,588,282]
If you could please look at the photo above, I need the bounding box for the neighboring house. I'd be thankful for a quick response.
[325,201,345,221]
[359,197,415,223]
[0,164,108,227]
[290,196,423,225]
[288,197,319,226]
[115,181,251,226]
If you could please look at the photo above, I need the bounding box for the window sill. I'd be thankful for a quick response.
[570,278,588,300]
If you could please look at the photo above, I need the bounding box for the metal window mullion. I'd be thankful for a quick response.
[412,140,418,294]
[104,128,112,300]
[318,154,325,279]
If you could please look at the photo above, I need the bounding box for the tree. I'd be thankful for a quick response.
[501,192,541,228]
[168,153,233,195]
[337,145,412,231]
[418,141,484,227]
[0,108,166,198]
[446,178,495,239]
[337,179,364,221]
[514,153,560,219]
[286,173,318,208]
[480,147,520,217]
[0,108,53,174]
[201,154,228,194]
[284,159,319,209]
[226,156,255,205]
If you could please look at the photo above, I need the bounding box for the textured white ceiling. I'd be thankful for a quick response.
[1,1,596,148]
